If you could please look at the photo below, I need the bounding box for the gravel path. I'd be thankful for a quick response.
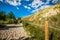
[0,24,29,40]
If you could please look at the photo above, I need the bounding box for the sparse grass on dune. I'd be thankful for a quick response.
[22,3,60,40]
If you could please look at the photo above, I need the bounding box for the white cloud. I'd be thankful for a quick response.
[52,0,58,3]
[0,0,3,2]
[6,0,21,6]
[45,0,58,4]
[16,7,19,9]
[32,5,51,13]
[40,5,51,9]
[29,0,44,9]
[25,0,30,1]
[24,6,31,9]
[32,8,39,13]
[45,0,51,4]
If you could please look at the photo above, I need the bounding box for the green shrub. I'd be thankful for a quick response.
[23,22,45,40]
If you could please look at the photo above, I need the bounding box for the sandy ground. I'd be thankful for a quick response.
[0,24,29,40]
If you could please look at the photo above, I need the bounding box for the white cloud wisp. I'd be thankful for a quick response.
[6,0,21,6]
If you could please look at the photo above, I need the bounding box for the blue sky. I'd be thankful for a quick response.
[0,0,60,18]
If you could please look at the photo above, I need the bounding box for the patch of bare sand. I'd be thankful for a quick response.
[0,24,29,40]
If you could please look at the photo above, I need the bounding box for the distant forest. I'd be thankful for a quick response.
[0,11,21,24]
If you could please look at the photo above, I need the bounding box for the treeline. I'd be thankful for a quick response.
[0,11,21,24]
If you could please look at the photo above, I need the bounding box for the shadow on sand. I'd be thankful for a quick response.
[0,25,22,30]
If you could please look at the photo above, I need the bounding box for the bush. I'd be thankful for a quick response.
[23,22,45,40]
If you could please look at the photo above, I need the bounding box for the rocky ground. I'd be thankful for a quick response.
[0,24,32,40]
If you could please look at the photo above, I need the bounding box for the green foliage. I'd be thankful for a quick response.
[17,17,22,23]
[0,11,6,21]
[5,12,17,24]
[17,17,21,20]
[0,11,20,24]
[7,12,16,20]
[23,21,45,40]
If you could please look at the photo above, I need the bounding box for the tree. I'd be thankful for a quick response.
[0,11,6,21]
[17,17,22,23]
[6,12,16,24]
[17,17,21,20]
[7,12,16,20]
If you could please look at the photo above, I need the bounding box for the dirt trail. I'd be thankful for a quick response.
[0,24,29,40]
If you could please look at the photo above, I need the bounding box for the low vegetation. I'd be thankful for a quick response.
[0,11,21,24]
[22,21,45,40]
